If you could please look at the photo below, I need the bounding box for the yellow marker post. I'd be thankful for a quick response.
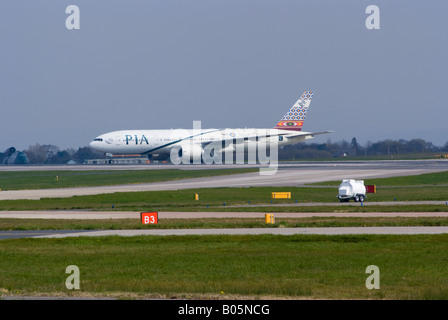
[265,213,275,224]
[271,192,291,199]
[195,193,199,201]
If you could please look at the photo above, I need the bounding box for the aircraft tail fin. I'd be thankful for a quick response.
[274,91,314,131]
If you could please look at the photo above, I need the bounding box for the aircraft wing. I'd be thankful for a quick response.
[287,130,334,138]
[199,130,333,147]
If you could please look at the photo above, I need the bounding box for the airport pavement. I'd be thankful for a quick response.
[1,160,448,200]
[1,160,447,172]
[0,230,92,240]
[2,209,448,220]
[3,226,448,240]
[28,226,448,238]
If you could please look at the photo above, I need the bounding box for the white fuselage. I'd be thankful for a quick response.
[89,128,314,157]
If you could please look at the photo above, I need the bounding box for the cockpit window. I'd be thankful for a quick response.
[94,138,103,142]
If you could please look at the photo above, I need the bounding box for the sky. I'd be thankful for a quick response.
[1,0,447,151]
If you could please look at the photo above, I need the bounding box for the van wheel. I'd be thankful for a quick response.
[359,195,365,202]
[354,195,359,202]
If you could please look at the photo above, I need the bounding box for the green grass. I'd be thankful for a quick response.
[2,168,447,190]
[2,170,448,300]
[311,171,448,187]
[0,187,335,211]
[1,186,448,212]
[2,216,448,231]
[1,234,448,300]
[2,170,448,213]
[0,168,258,190]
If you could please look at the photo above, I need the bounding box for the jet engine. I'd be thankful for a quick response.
[175,144,204,164]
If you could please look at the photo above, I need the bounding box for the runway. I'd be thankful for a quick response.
[0,230,92,240]
[26,226,448,238]
[1,160,447,200]
[2,209,448,220]
[3,226,448,240]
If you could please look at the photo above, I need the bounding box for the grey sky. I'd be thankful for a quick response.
[1,1,446,151]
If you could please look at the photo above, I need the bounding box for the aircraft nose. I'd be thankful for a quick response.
[89,139,99,149]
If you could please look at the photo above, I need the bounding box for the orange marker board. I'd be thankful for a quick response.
[141,212,158,224]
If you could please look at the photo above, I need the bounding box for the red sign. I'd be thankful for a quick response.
[141,212,158,224]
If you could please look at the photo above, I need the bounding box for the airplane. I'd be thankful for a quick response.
[89,91,331,163]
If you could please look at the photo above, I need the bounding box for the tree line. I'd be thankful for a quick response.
[1,137,448,164]
[0,144,105,165]
[279,137,448,160]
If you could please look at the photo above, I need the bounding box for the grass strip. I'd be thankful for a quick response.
[2,186,448,211]
[311,170,448,187]
[1,234,448,300]
[0,168,258,190]
[2,216,448,231]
